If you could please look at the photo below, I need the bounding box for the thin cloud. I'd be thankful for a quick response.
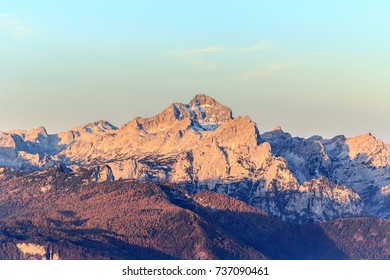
[236,71,272,80]
[240,41,273,52]
[236,63,293,81]
[169,41,277,71]
[0,14,35,39]
[169,46,227,57]
[12,26,34,38]
[169,46,227,70]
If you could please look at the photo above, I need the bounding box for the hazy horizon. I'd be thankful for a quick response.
[1,1,389,142]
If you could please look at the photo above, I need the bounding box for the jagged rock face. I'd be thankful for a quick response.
[263,129,390,219]
[0,128,57,172]
[345,133,390,168]
[184,175,362,223]
[188,94,233,127]
[0,94,388,223]
[92,165,115,183]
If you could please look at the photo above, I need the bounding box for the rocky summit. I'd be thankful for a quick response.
[1,94,390,260]
[1,94,389,224]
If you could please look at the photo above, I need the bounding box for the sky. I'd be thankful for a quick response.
[1,1,389,142]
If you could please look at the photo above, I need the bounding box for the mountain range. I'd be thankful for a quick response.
[0,94,389,259]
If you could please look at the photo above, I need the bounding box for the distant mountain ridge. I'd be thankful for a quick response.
[1,94,390,223]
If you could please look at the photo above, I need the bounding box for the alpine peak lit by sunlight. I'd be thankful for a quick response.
[1,1,389,143]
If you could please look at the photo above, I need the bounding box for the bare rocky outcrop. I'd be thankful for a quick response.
[16,243,59,260]
[92,164,115,183]
[0,94,388,222]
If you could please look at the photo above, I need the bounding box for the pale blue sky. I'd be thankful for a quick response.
[1,1,389,142]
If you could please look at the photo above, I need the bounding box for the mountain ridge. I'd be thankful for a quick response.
[1,166,389,260]
[1,94,389,223]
